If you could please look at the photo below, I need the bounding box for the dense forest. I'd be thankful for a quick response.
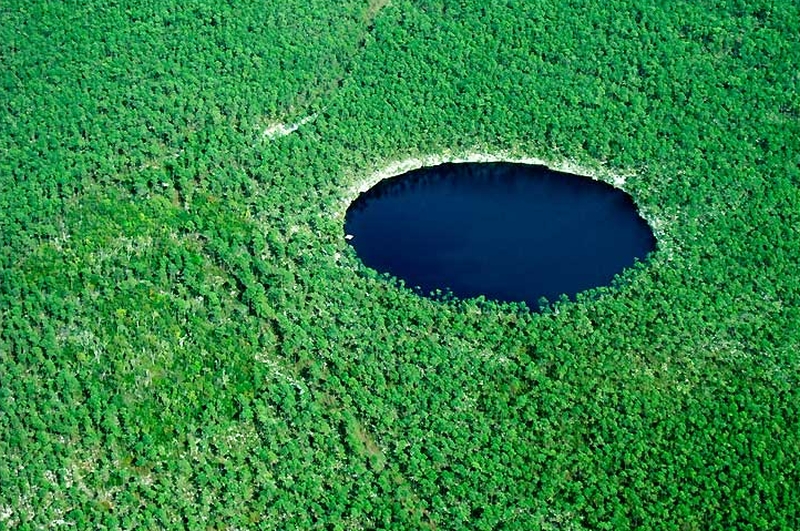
[1,0,799,529]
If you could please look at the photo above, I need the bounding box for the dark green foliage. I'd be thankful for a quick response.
[1,0,799,529]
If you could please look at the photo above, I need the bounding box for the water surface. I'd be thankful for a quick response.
[345,162,656,308]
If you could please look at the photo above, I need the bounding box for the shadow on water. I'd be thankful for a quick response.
[345,162,656,309]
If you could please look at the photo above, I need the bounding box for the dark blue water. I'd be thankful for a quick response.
[345,162,656,308]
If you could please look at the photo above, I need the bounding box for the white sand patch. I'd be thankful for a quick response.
[255,353,307,395]
[367,0,392,17]
[260,114,318,140]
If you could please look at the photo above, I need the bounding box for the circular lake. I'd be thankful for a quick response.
[345,162,656,308]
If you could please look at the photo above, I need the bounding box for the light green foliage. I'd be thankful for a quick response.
[1,0,799,529]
